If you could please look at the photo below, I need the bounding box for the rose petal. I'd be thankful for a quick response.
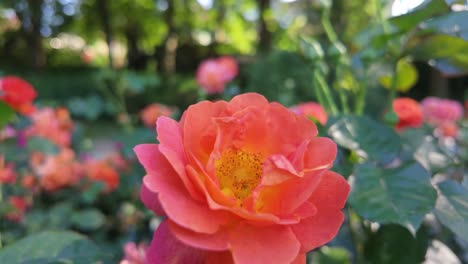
[140,182,165,216]
[168,220,229,251]
[143,146,231,234]
[261,154,301,186]
[291,253,306,264]
[303,137,337,172]
[291,171,350,252]
[228,223,300,264]
[134,144,159,174]
[255,170,325,216]
[182,100,228,170]
[146,220,205,264]
[229,92,269,110]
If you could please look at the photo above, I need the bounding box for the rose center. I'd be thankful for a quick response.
[215,148,263,201]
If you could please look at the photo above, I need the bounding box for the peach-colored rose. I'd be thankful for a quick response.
[290,102,328,125]
[392,98,423,130]
[135,93,349,264]
[84,160,120,192]
[437,122,458,138]
[30,149,82,192]
[140,103,173,128]
[26,107,74,147]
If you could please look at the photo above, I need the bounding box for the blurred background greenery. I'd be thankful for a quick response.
[1,0,467,121]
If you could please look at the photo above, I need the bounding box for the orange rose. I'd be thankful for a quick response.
[135,93,349,263]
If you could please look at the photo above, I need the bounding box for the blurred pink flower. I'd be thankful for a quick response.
[437,122,458,138]
[119,242,148,264]
[84,159,120,192]
[0,157,16,184]
[25,107,74,147]
[217,56,239,82]
[0,125,16,141]
[290,102,328,125]
[140,103,173,128]
[6,196,30,222]
[30,149,82,192]
[421,97,463,126]
[196,56,238,94]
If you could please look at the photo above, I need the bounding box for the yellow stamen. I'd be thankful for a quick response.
[215,149,263,201]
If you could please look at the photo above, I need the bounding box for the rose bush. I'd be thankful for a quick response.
[135,93,349,263]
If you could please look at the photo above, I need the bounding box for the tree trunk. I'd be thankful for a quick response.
[125,25,147,70]
[97,0,114,68]
[257,0,272,53]
[27,0,46,70]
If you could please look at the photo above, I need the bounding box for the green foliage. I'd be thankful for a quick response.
[311,246,352,264]
[246,51,315,106]
[349,161,436,232]
[434,180,468,239]
[328,115,402,163]
[0,231,103,264]
[378,59,418,92]
[71,209,106,231]
[364,225,429,264]
[0,101,15,129]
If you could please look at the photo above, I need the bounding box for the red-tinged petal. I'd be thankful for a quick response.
[156,117,183,152]
[159,144,204,201]
[309,171,350,210]
[205,251,235,264]
[140,182,165,216]
[291,171,350,252]
[134,144,160,174]
[168,220,229,251]
[228,223,300,264]
[182,100,228,169]
[292,210,345,253]
[290,253,306,264]
[186,165,288,225]
[146,221,205,264]
[255,170,325,216]
[303,137,337,172]
[143,146,231,234]
[228,92,269,110]
[261,154,301,186]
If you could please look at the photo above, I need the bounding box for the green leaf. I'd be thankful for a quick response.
[379,59,418,92]
[47,202,74,229]
[27,137,59,155]
[434,180,468,238]
[328,115,402,163]
[349,161,436,232]
[311,246,352,264]
[364,225,429,264]
[420,10,468,37]
[405,34,468,75]
[299,37,324,61]
[0,101,15,128]
[71,209,105,231]
[406,34,468,59]
[390,0,449,31]
[0,231,103,264]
